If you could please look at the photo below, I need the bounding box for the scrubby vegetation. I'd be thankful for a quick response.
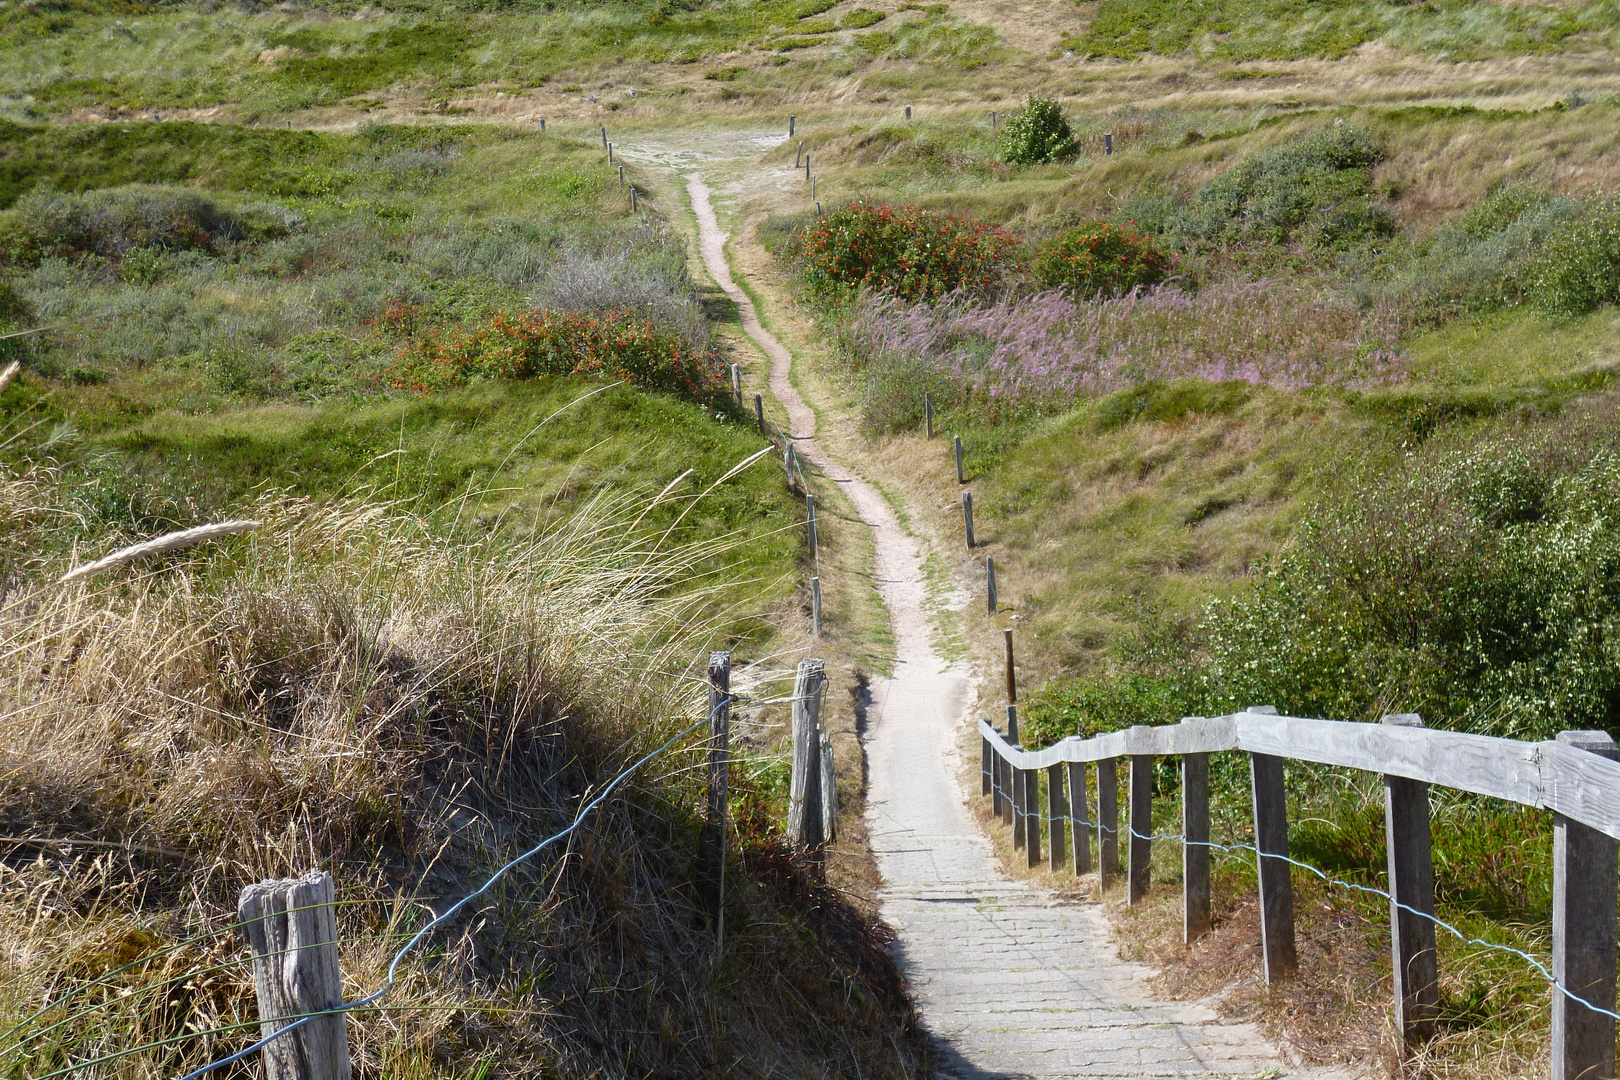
[1031,222,1172,297]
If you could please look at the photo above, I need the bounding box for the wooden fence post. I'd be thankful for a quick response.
[1250,743,1298,982]
[796,140,803,168]
[608,142,614,162]
[1105,132,1113,155]
[954,435,965,484]
[1048,762,1067,870]
[1183,749,1211,943]
[1025,769,1041,867]
[1000,751,1015,827]
[811,576,822,638]
[982,727,993,798]
[1012,765,1026,850]
[986,557,997,615]
[239,870,351,1080]
[630,186,638,212]
[962,491,975,549]
[730,363,742,404]
[806,494,818,558]
[1553,729,1620,1080]
[754,393,765,435]
[924,392,934,437]
[1098,757,1119,891]
[1128,740,1153,905]
[820,730,837,842]
[788,659,827,864]
[699,652,731,938]
[789,114,796,136]
[600,125,607,147]
[1382,713,1437,1045]
[905,105,912,120]
[1068,760,1091,874]
[618,164,625,188]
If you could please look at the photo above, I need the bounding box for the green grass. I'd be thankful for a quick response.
[1072,0,1620,62]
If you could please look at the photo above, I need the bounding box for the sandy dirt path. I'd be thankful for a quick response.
[669,150,1350,1078]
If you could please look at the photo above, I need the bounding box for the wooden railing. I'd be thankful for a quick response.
[979,706,1620,1080]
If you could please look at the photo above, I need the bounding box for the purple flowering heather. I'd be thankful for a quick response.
[840,281,1409,424]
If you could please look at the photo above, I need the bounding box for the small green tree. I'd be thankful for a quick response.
[998,98,1075,165]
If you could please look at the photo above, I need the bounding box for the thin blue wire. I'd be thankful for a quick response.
[173,706,720,1080]
[984,771,1620,1021]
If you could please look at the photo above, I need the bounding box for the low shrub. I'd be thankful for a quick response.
[998,97,1075,165]
[1032,222,1173,297]
[387,306,724,401]
[789,201,1021,305]
[1524,197,1620,316]
[1,185,288,265]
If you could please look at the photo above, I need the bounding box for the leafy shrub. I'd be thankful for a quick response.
[386,307,723,402]
[0,185,293,266]
[1032,222,1173,296]
[1524,197,1620,316]
[998,98,1075,165]
[788,201,1021,305]
[839,7,885,28]
[1137,123,1389,249]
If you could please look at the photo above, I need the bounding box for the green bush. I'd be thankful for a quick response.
[787,201,1022,305]
[1032,222,1173,296]
[1524,197,1620,316]
[2,185,286,264]
[998,98,1075,165]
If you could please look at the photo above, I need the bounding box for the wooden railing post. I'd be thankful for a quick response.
[1182,749,1211,943]
[1012,765,1026,850]
[1068,761,1092,874]
[239,870,351,1080]
[1553,729,1620,1080]
[981,727,993,798]
[1128,738,1153,905]
[1382,712,1437,1045]
[698,652,731,937]
[788,658,827,865]
[1098,757,1119,891]
[1025,768,1041,868]
[819,730,837,842]
[1249,734,1297,981]
[999,748,1014,827]
[1048,763,1067,871]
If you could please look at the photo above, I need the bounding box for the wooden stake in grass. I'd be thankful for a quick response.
[699,652,732,941]
[804,155,810,180]
[796,140,803,168]
[1105,131,1113,155]
[905,105,912,121]
[806,494,817,558]
[619,164,625,188]
[819,729,836,841]
[962,490,975,549]
[990,110,997,130]
[59,519,261,585]
[600,125,607,148]
[538,117,546,131]
[630,186,638,212]
[730,363,742,404]
[789,114,796,136]
[788,658,827,863]
[986,556,997,615]
[811,575,822,638]
[608,142,614,162]
[754,392,765,434]
[239,870,350,1080]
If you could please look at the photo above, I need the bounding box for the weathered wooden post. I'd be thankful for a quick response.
[811,576,822,638]
[600,125,607,148]
[1011,761,1026,850]
[796,140,804,168]
[815,201,822,218]
[788,659,827,864]
[239,870,351,1080]
[1068,760,1092,873]
[1048,762,1068,870]
[804,154,810,179]
[905,105,912,120]
[1249,711,1297,981]
[924,392,934,437]
[954,434,965,484]
[730,363,742,404]
[539,117,546,131]
[1105,132,1113,155]
[1097,757,1119,890]
[806,494,818,557]
[819,730,837,842]
[699,652,732,938]
[1183,747,1211,943]
[811,176,817,201]
[754,393,765,435]
[986,557,997,615]
[785,442,800,491]
[1003,628,1019,743]
[1025,768,1041,868]
[630,186,638,212]
[982,725,994,798]
[618,164,625,188]
[990,110,996,130]
[1128,738,1154,905]
[962,491,975,549]
[1553,729,1620,1080]
[1382,713,1437,1045]
[608,142,614,162]
[789,114,796,136]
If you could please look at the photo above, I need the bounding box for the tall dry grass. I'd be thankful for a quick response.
[0,471,923,1079]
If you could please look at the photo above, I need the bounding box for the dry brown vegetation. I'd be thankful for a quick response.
[0,470,926,1079]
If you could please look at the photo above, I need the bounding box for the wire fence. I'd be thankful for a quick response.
[982,767,1620,1023]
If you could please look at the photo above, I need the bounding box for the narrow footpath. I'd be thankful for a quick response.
[684,167,1342,1080]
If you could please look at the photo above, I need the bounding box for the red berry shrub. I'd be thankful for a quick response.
[386,307,724,402]
[1032,222,1173,297]
[792,201,1021,305]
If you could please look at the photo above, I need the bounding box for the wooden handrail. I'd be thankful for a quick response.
[978,709,1620,841]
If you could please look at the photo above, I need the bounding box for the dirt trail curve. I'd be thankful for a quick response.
[624,135,1351,1078]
